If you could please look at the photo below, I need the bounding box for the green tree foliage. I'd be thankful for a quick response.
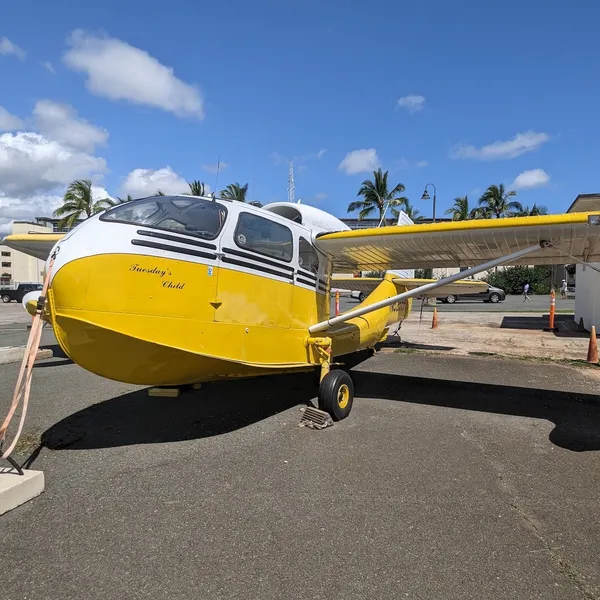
[514,203,548,216]
[347,168,408,221]
[478,184,520,218]
[391,199,421,221]
[53,179,112,229]
[484,265,552,294]
[444,196,473,221]
[220,182,249,201]
[415,268,433,279]
[187,180,206,196]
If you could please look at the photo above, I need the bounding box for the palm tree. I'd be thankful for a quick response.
[514,203,549,217]
[444,196,473,221]
[53,179,112,229]
[221,182,249,202]
[187,180,206,196]
[469,206,492,219]
[392,199,421,221]
[347,168,408,221]
[478,184,520,218]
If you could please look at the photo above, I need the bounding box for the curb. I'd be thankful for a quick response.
[0,347,54,365]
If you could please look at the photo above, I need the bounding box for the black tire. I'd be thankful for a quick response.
[446,295,457,304]
[489,293,500,303]
[1,294,11,303]
[318,369,354,421]
[358,292,366,303]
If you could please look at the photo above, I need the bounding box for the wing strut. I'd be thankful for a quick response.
[309,241,550,334]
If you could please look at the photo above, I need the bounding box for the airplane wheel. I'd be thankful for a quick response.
[319,369,354,421]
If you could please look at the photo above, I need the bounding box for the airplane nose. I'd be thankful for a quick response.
[47,252,221,386]
[22,290,43,318]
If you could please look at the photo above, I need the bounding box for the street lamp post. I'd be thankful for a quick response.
[421,183,437,223]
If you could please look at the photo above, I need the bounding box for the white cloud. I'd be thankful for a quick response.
[512,168,550,189]
[63,29,205,119]
[0,37,26,61]
[0,193,63,235]
[120,167,190,198]
[0,131,107,196]
[338,148,380,175]
[202,161,229,174]
[450,131,550,160]
[416,160,429,168]
[0,106,23,132]
[315,192,327,201]
[397,94,425,114]
[0,100,109,234]
[41,61,55,73]
[33,100,108,153]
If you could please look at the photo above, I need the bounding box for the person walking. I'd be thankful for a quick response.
[523,282,532,302]
[560,279,568,299]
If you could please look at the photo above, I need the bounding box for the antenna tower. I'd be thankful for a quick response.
[288,161,295,203]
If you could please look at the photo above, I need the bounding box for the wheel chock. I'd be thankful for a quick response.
[148,387,181,398]
[299,406,333,429]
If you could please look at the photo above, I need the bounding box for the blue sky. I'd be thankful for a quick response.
[1,0,599,231]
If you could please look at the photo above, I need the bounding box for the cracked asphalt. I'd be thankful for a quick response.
[1,329,600,599]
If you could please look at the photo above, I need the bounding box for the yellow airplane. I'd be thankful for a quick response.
[2,195,600,421]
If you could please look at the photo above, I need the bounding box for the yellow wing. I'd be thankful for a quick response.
[331,276,488,296]
[315,212,600,271]
[1,233,65,261]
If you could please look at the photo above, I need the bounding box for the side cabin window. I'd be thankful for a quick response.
[298,237,320,274]
[234,212,293,262]
[100,196,227,241]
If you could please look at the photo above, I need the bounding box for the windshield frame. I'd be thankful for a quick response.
[99,195,229,241]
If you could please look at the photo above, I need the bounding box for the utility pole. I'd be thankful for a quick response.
[288,161,295,203]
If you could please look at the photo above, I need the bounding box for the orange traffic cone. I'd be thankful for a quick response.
[431,308,438,329]
[587,326,598,364]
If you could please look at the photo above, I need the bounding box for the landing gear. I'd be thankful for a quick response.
[318,369,354,421]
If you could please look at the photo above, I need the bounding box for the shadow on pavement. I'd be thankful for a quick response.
[351,371,600,453]
[41,373,319,451]
[33,344,73,368]
[37,351,600,454]
[500,314,587,338]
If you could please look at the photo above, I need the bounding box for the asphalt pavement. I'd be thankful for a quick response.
[1,347,599,599]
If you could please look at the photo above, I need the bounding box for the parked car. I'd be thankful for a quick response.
[351,290,367,302]
[437,284,505,304]
[1,283,43,303]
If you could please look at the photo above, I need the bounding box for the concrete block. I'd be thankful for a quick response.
[0,346,53,365]
[148,387,181,397]
[0,468,45,516]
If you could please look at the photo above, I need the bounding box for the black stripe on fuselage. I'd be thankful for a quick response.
[297,269,317,281]
[131,239,217,260]
[222,247,295,272]
[296,276,317,288]
[221,256,294,280]
[136,229,217,250]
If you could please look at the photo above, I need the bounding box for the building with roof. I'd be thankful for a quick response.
[567,194,600,331]
[0,220,53,285]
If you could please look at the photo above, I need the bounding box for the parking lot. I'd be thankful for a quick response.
[1,298,599,599]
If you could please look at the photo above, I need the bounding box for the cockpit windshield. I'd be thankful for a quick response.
[100,195,228,240]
